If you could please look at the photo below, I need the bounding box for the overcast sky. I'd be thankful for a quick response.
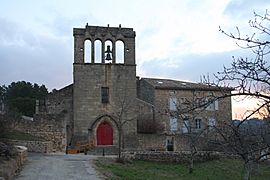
[1,0,269,119]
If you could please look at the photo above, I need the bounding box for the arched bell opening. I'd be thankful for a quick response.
[94,40,102,63]
[104,40,113,64]
[84,39,92,63]
[116,40,124,64]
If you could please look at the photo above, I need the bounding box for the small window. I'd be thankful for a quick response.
[195,118,202,129]
[169,97,177,111]
[208,118,216,129]
[182,118,189,133]
[214,100,219,110]
[170,117,177,131]
[207,99,219,111]
[101,87,109,103]
[166,136,174,151]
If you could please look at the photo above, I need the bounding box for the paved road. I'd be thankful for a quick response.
[16,153,103,180]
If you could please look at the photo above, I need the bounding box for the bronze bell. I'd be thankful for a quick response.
[105,53,112,60]
[105,45,112,61]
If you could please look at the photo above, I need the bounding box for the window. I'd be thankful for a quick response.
[84,40,91,63]
[101,87,109,103]
[195,98,205,109]
[169,97,177,111]
[182,118,189,133]
[206,99,219,111]
[166,136,174,151]
[208,118,216,129]
[170,117,177,131]
[195,118,202,129]
[95,40,102,63]
[214,100,219,110]
[116,40,124,63]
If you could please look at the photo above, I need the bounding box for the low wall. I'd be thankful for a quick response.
[4,139,53,153]
[16,114,66,152]
[137,134,166,151]
[13,146,28,168]
[0,146,27,180]
[122,151,237,163]
[1,114,66,152]
[137,134,207,152]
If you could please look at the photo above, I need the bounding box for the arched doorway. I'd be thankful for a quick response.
[97,121,113,145]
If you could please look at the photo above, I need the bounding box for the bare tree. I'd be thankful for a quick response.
[110,72,139,160]
[111,90,136,160]
[166,90,219,174]
[214,119,270,180]
[217,10,270,120]
[207,10,270,180]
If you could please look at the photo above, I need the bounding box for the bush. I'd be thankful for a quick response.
[0,142,18,159]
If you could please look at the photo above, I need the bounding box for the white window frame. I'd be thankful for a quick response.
[206,99,218,111]
[208,118,216,129]
[182,119,189,133]
[214,100,219,110]
[169,97,177,111]
[170,117,178,131]
[195,118,202,129]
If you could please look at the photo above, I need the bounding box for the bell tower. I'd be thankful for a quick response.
[73,24,135,65]
[72,24,137,148]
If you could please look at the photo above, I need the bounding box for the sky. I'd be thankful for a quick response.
[1,0,270,119]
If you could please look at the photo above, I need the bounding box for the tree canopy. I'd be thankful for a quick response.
[1,81,48,116]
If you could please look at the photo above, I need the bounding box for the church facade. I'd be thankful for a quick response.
[38,25,232,153]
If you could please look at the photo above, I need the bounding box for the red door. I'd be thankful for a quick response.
[97,121,113,145]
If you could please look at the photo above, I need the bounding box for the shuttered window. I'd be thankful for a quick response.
[101,87,109,103]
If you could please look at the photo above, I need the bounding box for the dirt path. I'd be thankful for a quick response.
[16,153,102,180]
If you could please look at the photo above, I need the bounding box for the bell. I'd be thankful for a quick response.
[105,53,112,60]
[105,45,112,53]
[105,45,112,61]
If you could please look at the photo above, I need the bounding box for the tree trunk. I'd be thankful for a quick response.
[189,155,194,174]
[118,129,122,160]
[243,162,251,180]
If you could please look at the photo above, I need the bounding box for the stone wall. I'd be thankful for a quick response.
[5,139,53,153]
[72,25,138,149]
[154,89,232,134]
[137,99,156,134]
[137,78,155,105]
[137,133,207,152]
[13,114,66,152]
[41,84,73,116]
[73,25,136,64]
[40,85,73,146]
[137,134,166,151]
[0,145,27,180]
[122,151,234,163]
[73,63,138,148]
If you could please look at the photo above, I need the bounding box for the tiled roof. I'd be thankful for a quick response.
[141,78,232,91]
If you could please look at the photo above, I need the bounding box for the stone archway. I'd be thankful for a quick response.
[96,121,113,145]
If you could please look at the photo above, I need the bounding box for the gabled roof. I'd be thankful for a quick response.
[141,78,232,91]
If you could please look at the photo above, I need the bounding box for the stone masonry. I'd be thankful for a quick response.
[36,24,232,153]
[72,25,138,150]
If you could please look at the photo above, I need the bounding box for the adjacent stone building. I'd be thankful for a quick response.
[38,24,232,153]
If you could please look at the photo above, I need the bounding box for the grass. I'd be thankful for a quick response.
[95,158,270,180]
[0,130,44,141]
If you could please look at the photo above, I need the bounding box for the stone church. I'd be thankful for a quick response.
[38,24,232,153]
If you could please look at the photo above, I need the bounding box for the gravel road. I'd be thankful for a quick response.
[16,153,102,180]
